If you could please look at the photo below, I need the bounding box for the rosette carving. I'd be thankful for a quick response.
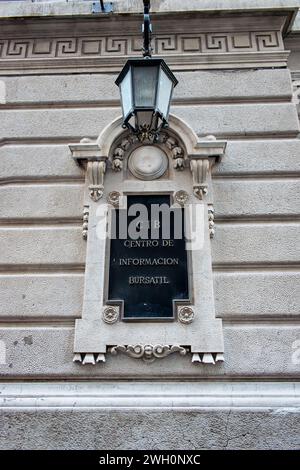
[178,306,194,324]
[102,306,119,324]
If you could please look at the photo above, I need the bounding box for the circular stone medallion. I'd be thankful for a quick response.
[128,146,168,180]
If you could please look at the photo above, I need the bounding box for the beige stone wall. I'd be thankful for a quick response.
[0,70,299,378]
[0,2,299,449]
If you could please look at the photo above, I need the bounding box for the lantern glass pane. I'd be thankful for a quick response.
[157,68,173,119]
[133,66,158,108]
[120,68,133,118]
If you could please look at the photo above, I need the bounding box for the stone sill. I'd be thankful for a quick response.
[0,381,299,409]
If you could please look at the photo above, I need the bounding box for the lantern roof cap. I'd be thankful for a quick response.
[115,57,178,87]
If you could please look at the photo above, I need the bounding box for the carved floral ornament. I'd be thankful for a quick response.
[174,190,189,207]
[82,205,89,240]
[102,306,120,324]
[107,191,121,207]
[69,117,227,204]
[111,131,185,174]
[208,205,215,239]
[111,344,187,363]
[102,304,195,326]
[178,306,194,324]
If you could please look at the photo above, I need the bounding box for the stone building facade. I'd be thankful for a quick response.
[0,0,299,449]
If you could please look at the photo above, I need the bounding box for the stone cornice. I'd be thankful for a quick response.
[0,13,291,74]
[0,1,298,19]
[0,13,290,37]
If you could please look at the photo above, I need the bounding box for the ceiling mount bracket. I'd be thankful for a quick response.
[92,1,114,14]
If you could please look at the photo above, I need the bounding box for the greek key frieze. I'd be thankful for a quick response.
[0,31,283,60]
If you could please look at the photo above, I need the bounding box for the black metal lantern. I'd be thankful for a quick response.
[115,58,178,141]
[115,1,178,141]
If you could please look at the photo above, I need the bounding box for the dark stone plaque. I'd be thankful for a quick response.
[108,195,189,319]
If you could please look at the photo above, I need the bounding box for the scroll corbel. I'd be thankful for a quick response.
[87,160,106,202]
[190,158,210,199]
[68,140,108,203]
[188,136,227,200]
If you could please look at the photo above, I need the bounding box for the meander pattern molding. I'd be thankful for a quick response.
[69,115,227,366]
[0,32,283,59]
[0,14,289,73]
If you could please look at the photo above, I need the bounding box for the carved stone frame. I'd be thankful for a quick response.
[69,115,227,365]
